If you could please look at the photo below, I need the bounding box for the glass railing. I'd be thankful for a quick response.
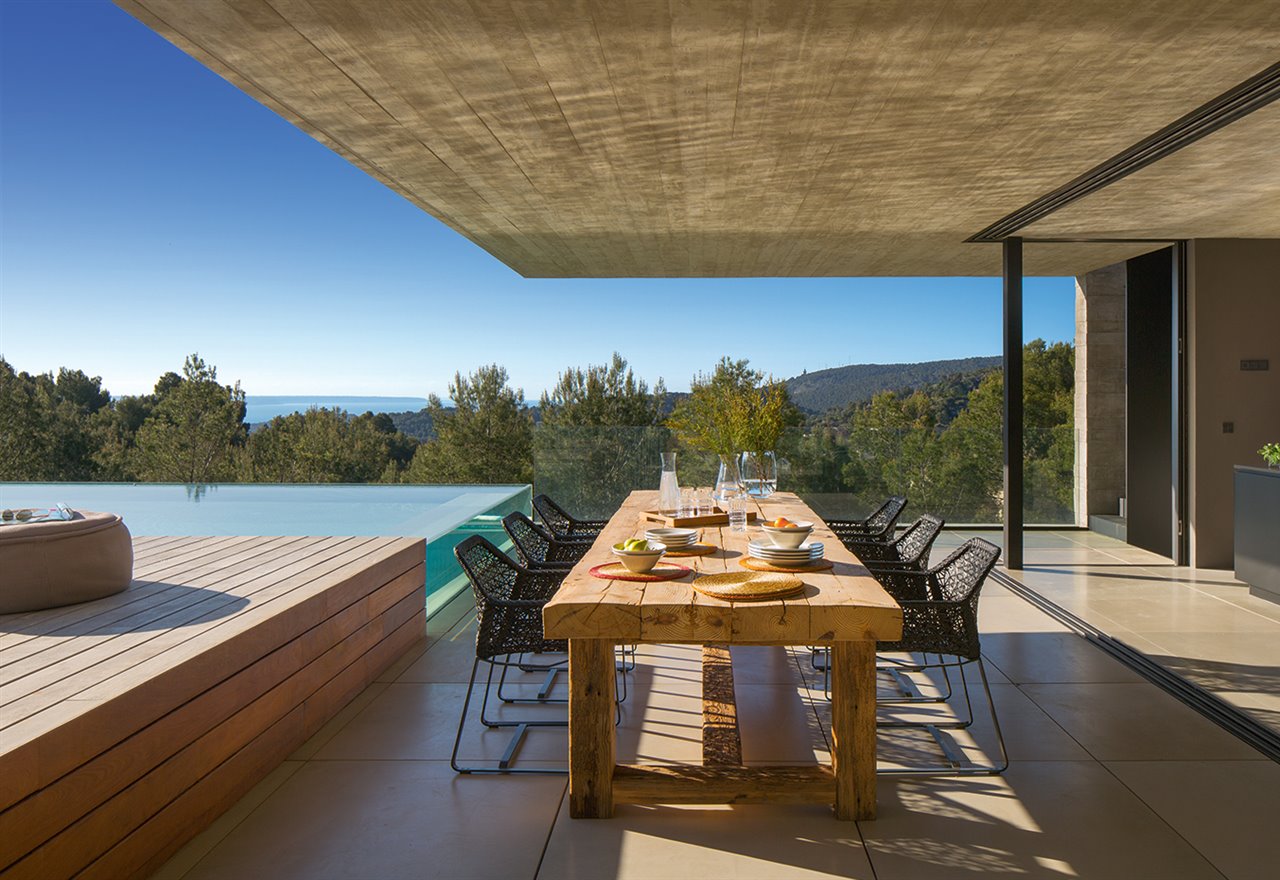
[531,425,1075,525]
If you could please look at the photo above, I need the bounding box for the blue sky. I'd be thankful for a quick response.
[0,0,1075,398]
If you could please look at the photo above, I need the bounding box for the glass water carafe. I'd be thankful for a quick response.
[658,452,681,515]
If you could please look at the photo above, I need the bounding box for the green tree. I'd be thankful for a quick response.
[243,407,396,483]
[535,354,669,517]
[133,354,246,483]
[0,359,105,480]
[404,365,533,484]
[539,352,665,427]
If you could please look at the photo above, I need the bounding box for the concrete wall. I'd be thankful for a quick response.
[1074,263,1127,527]
[1187,239,1280,569]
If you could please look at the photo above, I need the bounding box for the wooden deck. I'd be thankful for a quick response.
[0,535,425,880]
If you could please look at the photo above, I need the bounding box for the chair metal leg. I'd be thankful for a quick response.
[877,657,1008,777]
[452,657,568,775]
[497,652,569,704]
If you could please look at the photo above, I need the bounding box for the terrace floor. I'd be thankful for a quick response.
[153,531,1280,880]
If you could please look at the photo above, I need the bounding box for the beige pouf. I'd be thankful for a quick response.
[0,510,134,614]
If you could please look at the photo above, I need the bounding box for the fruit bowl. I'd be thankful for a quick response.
[612,540,668,573]
[760,520,814,548]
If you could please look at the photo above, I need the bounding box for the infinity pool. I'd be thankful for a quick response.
[0,483,530,615]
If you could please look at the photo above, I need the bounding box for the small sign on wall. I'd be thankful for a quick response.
[1241,359,1270,371]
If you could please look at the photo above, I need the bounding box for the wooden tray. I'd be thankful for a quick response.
[642,508,758,528]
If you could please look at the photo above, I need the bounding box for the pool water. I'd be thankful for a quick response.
[0,483,530,615]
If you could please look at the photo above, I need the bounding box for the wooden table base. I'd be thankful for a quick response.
[567,638,877,821]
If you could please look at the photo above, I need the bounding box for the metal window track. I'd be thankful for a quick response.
[991,570,1280,763]
[969,61,1280,243]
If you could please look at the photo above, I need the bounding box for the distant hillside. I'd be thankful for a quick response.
[785,356,1002,413]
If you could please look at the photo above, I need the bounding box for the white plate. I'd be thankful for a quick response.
[749,544,824,559]
[749,540,823,555]
[749,550,824,562]
[646,527,698,543]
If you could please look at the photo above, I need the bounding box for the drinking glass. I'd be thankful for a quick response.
[697,487,714,515]
[681,487,696,518]
[727,494,748,532]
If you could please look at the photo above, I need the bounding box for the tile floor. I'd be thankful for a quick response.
[959,529,1280,737]
[154,531,1280,880]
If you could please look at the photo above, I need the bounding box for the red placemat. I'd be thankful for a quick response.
[590,561,692,582]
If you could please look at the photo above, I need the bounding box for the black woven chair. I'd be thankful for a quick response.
[868,537,1007,776]
[532,494,609,539]
[843,514,945,570]
[824,495,907,544]
[812,513,946,699]
[502,511,592,570]
[500,511,636,699]
[450,535,573,775]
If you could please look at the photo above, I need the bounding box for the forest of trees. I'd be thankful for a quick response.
[0,343,1075,523]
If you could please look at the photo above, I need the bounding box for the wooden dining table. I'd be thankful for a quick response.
[542,490,903,820]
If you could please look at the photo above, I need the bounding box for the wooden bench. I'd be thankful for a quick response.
[0,535,425,879]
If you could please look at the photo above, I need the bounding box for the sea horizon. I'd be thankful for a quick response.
[243,395,430,423]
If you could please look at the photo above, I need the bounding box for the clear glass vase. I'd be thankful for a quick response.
[658,452,681,515]
[740,450,778,498]
[712,454,743,505]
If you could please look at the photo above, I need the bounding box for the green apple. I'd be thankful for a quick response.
[624,538,648,551]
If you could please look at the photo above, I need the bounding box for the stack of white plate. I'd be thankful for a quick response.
[645,527,698,548]
[748,539,824,565]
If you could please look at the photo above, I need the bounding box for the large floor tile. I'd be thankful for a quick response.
[1020,682,1260,760]
[180,760,565,880]
[980,632,1144,684]
[538,800,876,879]
[736,683,829,764]
[977,597,1072,634]
[1105,759,1280,880]
[860,762,1223,880]
[314,681,570,765]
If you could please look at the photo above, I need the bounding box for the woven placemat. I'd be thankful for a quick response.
[590,561,691,582]
[663,543,717,557]
[693,571,805,601]
[739,557,833,573]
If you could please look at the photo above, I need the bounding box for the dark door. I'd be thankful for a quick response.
[1126,247,1175,557]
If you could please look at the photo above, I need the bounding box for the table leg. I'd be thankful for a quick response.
[568,639,616,818]
[830,640,876,820]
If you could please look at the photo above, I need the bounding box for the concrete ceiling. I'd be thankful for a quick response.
[115,0,1280,277]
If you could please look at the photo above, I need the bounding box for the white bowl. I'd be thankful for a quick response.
[760,521,814,548]
[612,541,667,573]
[645,527,697,545]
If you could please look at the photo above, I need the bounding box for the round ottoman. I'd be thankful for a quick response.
[0,511,134,614]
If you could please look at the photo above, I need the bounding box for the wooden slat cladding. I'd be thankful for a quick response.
[0,536,425,879]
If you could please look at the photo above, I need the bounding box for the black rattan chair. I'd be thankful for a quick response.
[502,511,592,570]
[824,495,907,544]
[450,535,572,775]
[843,514,944,570]
[532,494,609,539]
[867,537,1008,776]
[500,511,635,699]
[811,513,946,698]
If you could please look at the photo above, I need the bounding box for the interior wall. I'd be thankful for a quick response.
[1074,264,1127,526]
[1187,239,1280,569]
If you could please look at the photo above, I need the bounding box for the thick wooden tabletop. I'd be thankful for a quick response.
[543,490,902,644]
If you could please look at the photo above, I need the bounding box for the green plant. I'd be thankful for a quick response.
[1260,442,1280,468]
[666,358,800,458]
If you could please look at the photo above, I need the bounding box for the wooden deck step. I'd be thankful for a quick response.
[0,535,426,879]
